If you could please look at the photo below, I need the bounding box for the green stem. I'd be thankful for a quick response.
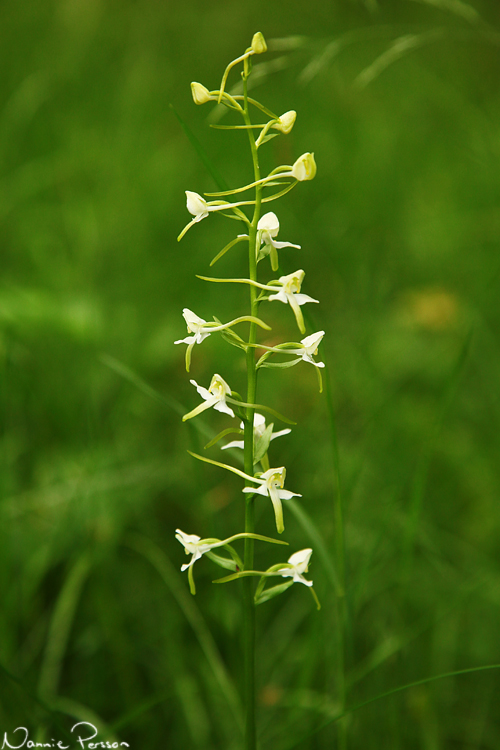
[242,68,262,750]
[324,361,348,750]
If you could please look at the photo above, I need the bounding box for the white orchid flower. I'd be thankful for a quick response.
[174,309,212,346]
[178,191,254,242]
[257,212,301,271]
[196,268,317,335]
[259,331,325,368]
[242,466,301,534]
[173,308,226,372]
[175,530,225,571]
[268,331,324,368]
[183,374,235,422]
[295,331,325,367]
[186,191,211,221]
[221,413,291,451]
[277,548,313,587]
[268,269,319,334]
[175,307,271,371]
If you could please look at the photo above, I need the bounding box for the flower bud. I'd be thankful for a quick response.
[186,191,209,218]
[191,82,214,105]
[291,152,317,181]
[273,110,297,135]
[251,32,267,55]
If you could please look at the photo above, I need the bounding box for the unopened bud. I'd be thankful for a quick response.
[291,152,317,181]
[191,82,214,105]
[273,110,297,135]
[251,32,267,55]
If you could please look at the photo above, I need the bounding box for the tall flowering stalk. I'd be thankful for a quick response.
[175,32,322,750]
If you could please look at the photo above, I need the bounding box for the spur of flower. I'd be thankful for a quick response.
[183,374,235,421]
[221,413,291,452]
[277,548,313,587]
[243,466,301,534]
[175,307,271,371]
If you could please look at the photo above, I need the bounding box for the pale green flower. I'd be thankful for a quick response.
[175,530,223,571]
[242,466,301,534]
[268,269,319,333]
[290,331,325,368]
[175,307,271,371]
[174,308,212,346]
[257,212,300,270]
[178,191,252,241]
[221,413,291,451]
[183,374,235,421]
[277,548,313,587]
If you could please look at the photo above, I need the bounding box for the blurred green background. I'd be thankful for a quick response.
[2,0,500,747]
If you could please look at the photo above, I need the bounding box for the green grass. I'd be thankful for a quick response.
[2,0,500,747]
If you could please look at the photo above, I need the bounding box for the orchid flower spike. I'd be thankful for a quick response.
[183,374,235,421]
[277,548,313,587]
[257,212,301,271]
[242,466,301,534]
[222,413,291,451]
[268,269,319,334]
